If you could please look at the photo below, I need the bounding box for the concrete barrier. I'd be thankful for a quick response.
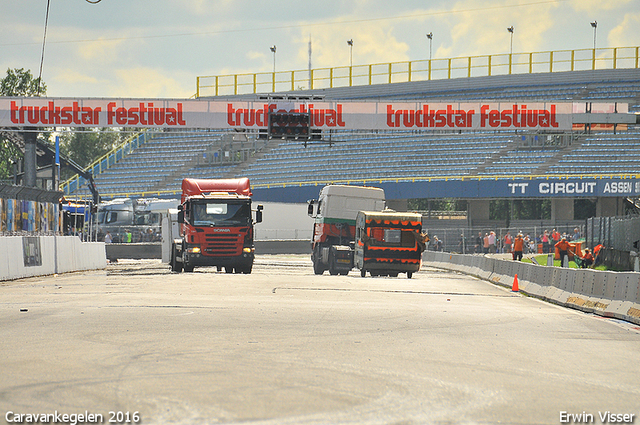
[0,236,107,281]
[423,252,640,325]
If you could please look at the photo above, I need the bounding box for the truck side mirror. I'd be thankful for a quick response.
[307,200,316,217]
[255,204,263,224]
[177,204,185,224]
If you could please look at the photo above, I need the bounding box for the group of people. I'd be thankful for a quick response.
[474,231,499,254]
[510,231,596,268]
[469,227,596,268]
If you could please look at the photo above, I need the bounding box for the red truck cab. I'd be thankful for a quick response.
[171,178,262,273]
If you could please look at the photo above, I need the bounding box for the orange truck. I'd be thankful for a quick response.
[171,178,263,273]
[354,210,426,278]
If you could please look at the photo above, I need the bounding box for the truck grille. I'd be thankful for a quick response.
[202,233,243,256]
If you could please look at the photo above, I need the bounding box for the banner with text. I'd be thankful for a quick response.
[0,98,583,131]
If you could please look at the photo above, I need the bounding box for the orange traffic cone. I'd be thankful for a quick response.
[512,274,519,292]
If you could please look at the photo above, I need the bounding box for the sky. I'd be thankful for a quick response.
[1,0,639,99]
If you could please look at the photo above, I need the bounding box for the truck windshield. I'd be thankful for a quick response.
[192,202,250,226]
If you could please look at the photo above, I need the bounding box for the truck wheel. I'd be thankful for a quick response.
[312,247,325,275]
[407,272,413,279]
[360,269,366,277]
[171,243,183,273]
[184,263,194,273]
[313,260,325,275]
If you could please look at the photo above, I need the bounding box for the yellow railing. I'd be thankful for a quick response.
[196,46,640,98]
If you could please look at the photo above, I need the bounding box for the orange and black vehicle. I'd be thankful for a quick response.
[354,210,427,279]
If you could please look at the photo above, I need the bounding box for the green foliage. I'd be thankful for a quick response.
[408,198,467,211]
[490,199,551,222]
[0,141,20,182]
[1,68,123,183]
[1,68,48,181]
[1,68,46,97]
[574,199,597,220]
[57,129,122,180]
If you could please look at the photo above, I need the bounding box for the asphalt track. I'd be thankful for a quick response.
[1,255,639,425]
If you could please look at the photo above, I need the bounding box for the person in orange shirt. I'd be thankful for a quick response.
[512,233,524,261]
[581,248,594,268]
[555,237,572,267]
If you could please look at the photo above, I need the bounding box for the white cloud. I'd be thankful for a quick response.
[608,12,640,47]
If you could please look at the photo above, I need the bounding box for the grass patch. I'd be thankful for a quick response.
[520,254,607,270]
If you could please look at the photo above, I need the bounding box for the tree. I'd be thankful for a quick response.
[0,68,48,182]
[57,129,122,180]
[1,68,46,96]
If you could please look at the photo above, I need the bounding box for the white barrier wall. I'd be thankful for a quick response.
[423,251,640,325]
[0,236,107,281]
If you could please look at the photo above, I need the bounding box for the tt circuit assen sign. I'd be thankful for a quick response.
[380,177,640,201]
[0,97,576,131]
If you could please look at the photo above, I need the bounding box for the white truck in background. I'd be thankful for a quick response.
[307,184,385,275]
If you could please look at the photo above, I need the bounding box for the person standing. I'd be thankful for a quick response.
[512,234,524,261]
[488,231,497,253]
[475,232,483,253]
[541,230,550,253]
[572,228,581,241]
[104,231,113,244]
[503,232,513,254]
[555,237,571,267]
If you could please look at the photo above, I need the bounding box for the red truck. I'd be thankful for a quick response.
[170,178,263,273]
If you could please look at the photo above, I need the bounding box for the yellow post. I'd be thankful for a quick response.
[388,63,392,84]
[428,59,432,80]
[369,64,372,85]
[408,61,412,82]
[196,76,200,98]
[253,74,257,94]
[272,72,276,93]
[592,48,596,70]
[571,50,575,71]
[310,69,314,90]
[613,47,617,69]
[291,71,295,91]
[549,51,553,73]
[508,53,512,74]
[330,68,333,88]
[447,58,451,79]
[234,74,238,95]
[215,76,219,96]
[468,56,472,78]
[488,55,492,76]
[349,66,353,86]
[529,53,533,73]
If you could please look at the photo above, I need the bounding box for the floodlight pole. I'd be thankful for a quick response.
[347,39,353,67]
[270,45,276,73]
[507,26,514,74]
[590,21,597,69]
[426,32,433,61]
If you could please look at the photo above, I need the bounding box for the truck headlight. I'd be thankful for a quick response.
[243,247,254,253]
[187,246,201,254]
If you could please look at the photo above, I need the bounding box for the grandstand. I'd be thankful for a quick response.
[68,67,640,202]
